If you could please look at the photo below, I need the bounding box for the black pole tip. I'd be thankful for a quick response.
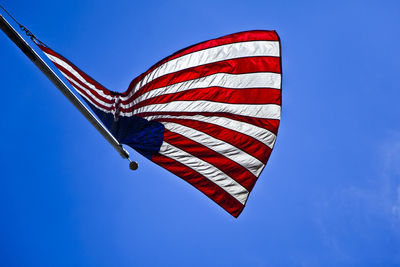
[129,161,139,170]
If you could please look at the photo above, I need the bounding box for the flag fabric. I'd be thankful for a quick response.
[37,30,282,217]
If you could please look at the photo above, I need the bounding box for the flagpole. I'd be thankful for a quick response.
[0,14,138,169]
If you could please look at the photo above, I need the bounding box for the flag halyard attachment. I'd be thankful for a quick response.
[0,4,46,47]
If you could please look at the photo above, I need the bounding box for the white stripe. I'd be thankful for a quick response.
[128,101,281,119]
[163,122,264,177]
[159,141,249,204]
[44,53,114,101]
[145,114,277,149]
[124,72,281,109]
[70,85,112,114]
[121,40,280,101]
[59,71,113,109]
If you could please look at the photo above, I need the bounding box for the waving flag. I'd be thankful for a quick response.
[37,30,282,217]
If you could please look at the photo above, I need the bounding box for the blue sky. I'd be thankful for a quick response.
[1,0,400,266]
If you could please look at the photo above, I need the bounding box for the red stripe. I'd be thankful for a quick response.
[165,31,279,63]
[163,129,257,190]
[152,153,245,217]
[125,56,281,105]
[52,61,114,105]
[123,31,279,98]
[138,111,280,135]
[66,78,113,111]
[38,45,114,96]
[38,45,115,111]
[159,118,272,165]
[133,88,281,111]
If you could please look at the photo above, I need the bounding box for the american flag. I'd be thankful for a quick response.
[37,30,282,217]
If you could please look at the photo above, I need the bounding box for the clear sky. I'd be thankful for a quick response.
[1,0,399,266]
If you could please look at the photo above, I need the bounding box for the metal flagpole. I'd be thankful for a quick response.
[0,12,138,170]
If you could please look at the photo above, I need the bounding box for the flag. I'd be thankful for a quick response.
[37,30,282,217]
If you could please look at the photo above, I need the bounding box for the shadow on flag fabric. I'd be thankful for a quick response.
[37,31,282,217]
